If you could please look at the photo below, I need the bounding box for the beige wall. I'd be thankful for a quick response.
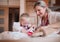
[26,2,37,27]
[9,0,20,7]
[0,0,37,27]
[0,0,7,6]
[0,0,20,7]
[0,7,9,31]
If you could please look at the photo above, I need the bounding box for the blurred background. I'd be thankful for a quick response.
[0,0,60,32]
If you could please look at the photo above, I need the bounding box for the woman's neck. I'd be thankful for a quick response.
[42,12,48,20]
[41,12,49,26]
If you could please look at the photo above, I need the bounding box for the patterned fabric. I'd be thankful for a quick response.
[38,11,60,26]
[48,11,60,24]
[41,15,49,26]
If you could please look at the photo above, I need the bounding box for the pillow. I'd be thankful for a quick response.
[13,22,22,32]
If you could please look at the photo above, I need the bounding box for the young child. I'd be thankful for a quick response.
[20,13,35,36]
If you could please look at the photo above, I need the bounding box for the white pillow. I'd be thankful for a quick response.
[0,33,2,40]
[1,31,29,40]
[13,22,22,32]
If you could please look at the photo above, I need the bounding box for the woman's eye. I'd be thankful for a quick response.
[38,9,41,11]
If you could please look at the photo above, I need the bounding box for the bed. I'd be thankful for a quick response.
[0,22,60,42]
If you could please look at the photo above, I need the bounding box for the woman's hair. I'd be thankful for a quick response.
[34,1,46,8]
[34,1,51,13]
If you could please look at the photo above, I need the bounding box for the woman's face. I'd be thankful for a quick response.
[34,6,46,17]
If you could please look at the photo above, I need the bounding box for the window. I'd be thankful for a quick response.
[0,10,4,15]
[0,27,4,33]
[0,18,4,24]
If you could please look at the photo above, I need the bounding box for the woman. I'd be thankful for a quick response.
[32,1,60,37]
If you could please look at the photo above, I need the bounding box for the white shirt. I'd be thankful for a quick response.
[13,22,23,32]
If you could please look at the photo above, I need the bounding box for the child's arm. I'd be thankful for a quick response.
[21,28,27,33]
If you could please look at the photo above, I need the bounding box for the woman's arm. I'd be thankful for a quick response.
[32,27,46,37]
[32,22,60,37]
[42,22,60,29]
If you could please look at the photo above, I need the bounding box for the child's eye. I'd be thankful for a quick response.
[27,27,30,29]
[23,25,26,27]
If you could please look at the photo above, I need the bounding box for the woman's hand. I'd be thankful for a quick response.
[32,27,46,37]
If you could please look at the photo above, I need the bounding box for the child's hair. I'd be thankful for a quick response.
[20,13,30,21]
[20,13,29,18]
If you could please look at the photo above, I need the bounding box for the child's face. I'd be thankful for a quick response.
[20,17,30,26]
